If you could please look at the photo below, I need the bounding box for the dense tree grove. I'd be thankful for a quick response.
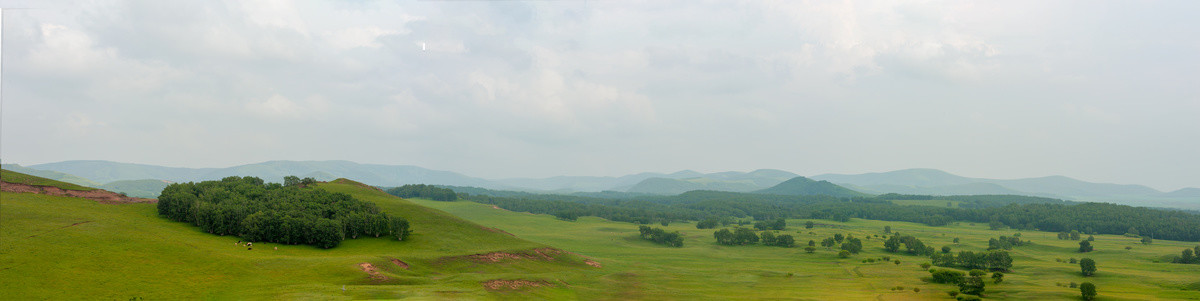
[884,235,934,255]
[930,250,1013,271]
[928,269,965,284]
[714,228,761,246]
[696,218,720,229]
[638,226,684,247]
[436,186,1200,242]
[386,184,458,201]
[158,176,411,248]
[987,235,1028,250]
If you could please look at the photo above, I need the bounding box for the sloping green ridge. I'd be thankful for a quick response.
[0,177,586,300]
[1,168,97,191]
[756,176,869,198]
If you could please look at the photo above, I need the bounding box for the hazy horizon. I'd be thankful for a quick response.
[2,1,1198,191]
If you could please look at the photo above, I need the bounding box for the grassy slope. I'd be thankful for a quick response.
[0,164,102,188]
[0,180,592,300]
[413,199,1200,300]
[1,169,96,191]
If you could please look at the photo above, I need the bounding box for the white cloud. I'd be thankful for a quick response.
[323,26,398,49]
[244,94,330,120]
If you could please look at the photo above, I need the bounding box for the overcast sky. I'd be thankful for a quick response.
[1,1,1197,191]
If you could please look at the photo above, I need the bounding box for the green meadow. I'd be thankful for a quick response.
[0,181,598,300]
[4,173,1200,300]
[411,198,1200,300]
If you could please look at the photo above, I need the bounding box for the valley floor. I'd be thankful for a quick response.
[412,199,1200,300]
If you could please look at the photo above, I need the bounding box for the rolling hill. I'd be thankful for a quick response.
[0,172,600,299]
[755,176,869,198]
[624,169,798,195]
[1,164,100,188]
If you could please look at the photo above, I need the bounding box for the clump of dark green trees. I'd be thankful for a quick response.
[1171,245,1200,264]
[638,226,683,247]
[386,184,458,201]
[158,176,411,248]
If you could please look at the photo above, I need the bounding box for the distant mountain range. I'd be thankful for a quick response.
[7,160,1198,209]
[811,168,1198,208]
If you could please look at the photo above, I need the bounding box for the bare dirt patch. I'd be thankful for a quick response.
[446,247,566,264]
[584,259,602,268]
[481,279,554,290]
[390,258,409,269]
[358,263,387,280]
[1,182,156,204]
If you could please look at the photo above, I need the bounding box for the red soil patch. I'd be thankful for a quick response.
[1,182,156,204]
[390,258,409,269]
[358,262,387,280]
[584,259,602,268]
[466,248,563,263]
[481,279,554,290]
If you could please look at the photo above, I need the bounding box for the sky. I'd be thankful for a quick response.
[1,0,1197,191]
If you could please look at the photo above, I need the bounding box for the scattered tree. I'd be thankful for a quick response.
[805,221,815,229]
[991,272,1004,284]
[1080,258,1096,276]
[1080,282,1097,301]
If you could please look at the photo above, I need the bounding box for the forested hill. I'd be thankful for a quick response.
[413,185,1200,242]
[756,176,870,198]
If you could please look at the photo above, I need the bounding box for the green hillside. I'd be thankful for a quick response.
[98,179,171,198]
[0,178,597,299]
[1,165,100,188]
[1,169,97,191]
[757,176,869,198]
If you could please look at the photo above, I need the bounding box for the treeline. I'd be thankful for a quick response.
[386,184,457,201]
[876,193,1070,208]
[433,186,1200,242]
[158,176,410,248]
[637,226,683,247]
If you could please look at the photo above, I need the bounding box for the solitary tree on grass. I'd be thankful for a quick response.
[1080,282,1097,300]
[1080,258,1096,276]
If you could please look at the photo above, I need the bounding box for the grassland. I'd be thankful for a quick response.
[0,181,600,300]
[411,198,1200,300]
[1,169,97,190]
[5,173,1200,300]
